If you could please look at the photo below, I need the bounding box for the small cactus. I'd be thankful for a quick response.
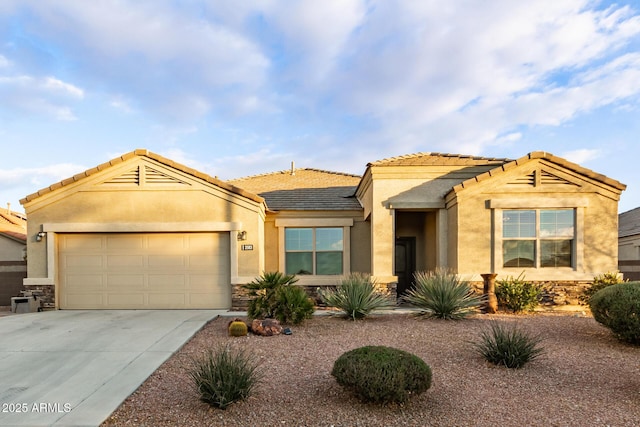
[228,319,248,337]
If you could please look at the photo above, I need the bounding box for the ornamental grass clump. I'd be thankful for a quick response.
[495,273,542,313]
[589,281,640,345]
[331,346,432,404]
[188,344,262,410]
[473,321,544,369]
[318,273,394,320]
[402,269,483,319]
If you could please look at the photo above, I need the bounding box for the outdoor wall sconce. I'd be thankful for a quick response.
[237,231,247,241]
[36,231,46,242]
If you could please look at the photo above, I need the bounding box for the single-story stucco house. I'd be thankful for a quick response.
[619,207,640,281]
[20,149,626,310]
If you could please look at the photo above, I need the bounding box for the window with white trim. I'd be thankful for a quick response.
[285,227,344,275]
[502,209,575,268]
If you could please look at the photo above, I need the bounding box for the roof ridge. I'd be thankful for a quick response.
[229,167,360,182]
[369,151,510,166]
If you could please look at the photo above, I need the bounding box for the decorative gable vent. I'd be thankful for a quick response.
[101,165,190,186]
[144,166,188,185]
[508,169,578,187]
[103,167,139,185]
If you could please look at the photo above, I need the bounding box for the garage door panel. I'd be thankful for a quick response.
[59,232,230,309]
[106,235,144,250]
[66,293,104,307]
[107,255,144,267]
[107,293,145,306]
[148,274,186,288]
[66,274,104,289]
[148,293,186,307]
[148,255,185,267]
[65,255,104,267]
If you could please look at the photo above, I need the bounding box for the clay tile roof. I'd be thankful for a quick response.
[369,152,509,167]
[228,168,362,211]
[620,207,640,238]
[451,151,626,194]
[20,149,265,205]
[0,209,27,243]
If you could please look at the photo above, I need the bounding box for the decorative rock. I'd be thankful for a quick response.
[251,318,283,336]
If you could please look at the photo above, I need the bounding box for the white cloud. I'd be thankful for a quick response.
[0,74,84,120]
[0,163,87,190]
[561,148,602,164]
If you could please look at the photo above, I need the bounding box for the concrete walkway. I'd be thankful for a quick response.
[0,310,222,427]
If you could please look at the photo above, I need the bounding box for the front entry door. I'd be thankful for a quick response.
[395,237,416,297]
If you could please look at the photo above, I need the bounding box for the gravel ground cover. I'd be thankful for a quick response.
[103,312,640,427]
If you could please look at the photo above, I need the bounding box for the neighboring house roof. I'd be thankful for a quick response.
[620,207,640,238]
[368,152,509,167]
[229,167,362,211]
[20,149,265,206]
[450,151,627,194]
[0,209,27,243]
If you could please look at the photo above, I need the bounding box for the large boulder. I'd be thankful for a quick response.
[251,318,283,336]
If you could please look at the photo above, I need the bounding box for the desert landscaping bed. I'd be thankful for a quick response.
[103,312,640,427]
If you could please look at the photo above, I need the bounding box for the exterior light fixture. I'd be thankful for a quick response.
[36,231,46,242]
[237,231,247,241]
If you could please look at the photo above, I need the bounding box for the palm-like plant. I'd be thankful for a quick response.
[318,273,394,320]
[243,272,298,320]
[402,269,483,319]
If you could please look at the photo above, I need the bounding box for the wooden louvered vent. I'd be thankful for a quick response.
[144,166,186,185]
[508,169,577,187]
[103,167,139,185]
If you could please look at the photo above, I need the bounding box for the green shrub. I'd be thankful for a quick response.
[495,273,542,313]
[331,346,432,404]
[188,345,262,409]
[473,321,544,368]
[272,285,315,325]
[402,269,483,319]
[244,272,299,320]
[318,273,394,320]
[580,271,626,304]
[589,281,640,345]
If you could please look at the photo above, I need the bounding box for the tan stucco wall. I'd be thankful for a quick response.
[448,159,623,282]
[23,157,265,283]
[0,237,25,262]
[262,210,370,281]
[359,164,498,280]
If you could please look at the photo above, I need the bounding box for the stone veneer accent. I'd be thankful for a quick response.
[470,280,592,308]
[23,284,55,309]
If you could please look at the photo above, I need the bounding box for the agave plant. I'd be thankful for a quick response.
[402,269,483,319]
[319,273,394,320]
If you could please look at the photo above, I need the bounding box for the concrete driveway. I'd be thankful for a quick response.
[0,310,222,426]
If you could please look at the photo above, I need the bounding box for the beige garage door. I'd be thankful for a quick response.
[58,233,230,309]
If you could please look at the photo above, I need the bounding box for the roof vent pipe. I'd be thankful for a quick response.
[290,161,295,176]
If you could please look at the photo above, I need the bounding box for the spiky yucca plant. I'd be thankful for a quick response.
[473,321,544,368]
[319,273,394,320]
[189,344,262,409]
[402,269,483,319]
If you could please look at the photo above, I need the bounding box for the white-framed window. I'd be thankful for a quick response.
[285,227,343,275]
[502,209,575,268]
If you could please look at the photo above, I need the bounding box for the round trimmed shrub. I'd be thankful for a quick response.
[589,281,640,345]
[331,346,432,404]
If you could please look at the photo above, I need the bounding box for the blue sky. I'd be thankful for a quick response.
[1,0,639,213]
